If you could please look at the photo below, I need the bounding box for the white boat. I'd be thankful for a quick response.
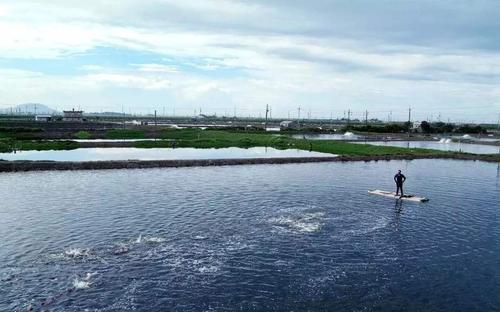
[368,189,429,202]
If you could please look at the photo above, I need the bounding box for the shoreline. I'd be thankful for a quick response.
[0,154,497,172]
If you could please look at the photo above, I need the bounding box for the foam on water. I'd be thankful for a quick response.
[134,234,166,244]
[72,272,97,290]
[144,236,166,243]
[64,247,89,258]
[269,212,326,233]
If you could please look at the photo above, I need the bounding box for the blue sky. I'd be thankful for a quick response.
[0,0,499,122]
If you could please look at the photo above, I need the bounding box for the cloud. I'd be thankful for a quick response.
[0,0,499,121]
[132,63,178,73]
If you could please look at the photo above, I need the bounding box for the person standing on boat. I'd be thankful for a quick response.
[394,170,406,197]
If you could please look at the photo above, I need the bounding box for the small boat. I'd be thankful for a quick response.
[368,189,429,202]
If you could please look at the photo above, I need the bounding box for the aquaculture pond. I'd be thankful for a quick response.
[0,147,333,161]
[292,132,364,140]
[1,159,498,311]
[357,140,500,154]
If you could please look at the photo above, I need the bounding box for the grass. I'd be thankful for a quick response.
[136,128,453,157]
[0,127,43,140]
[106,129,145,139]
[0,139,79,153]
[74,131,92,139]
[2,129,496,161]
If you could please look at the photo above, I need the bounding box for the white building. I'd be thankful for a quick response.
[35,114,52,122]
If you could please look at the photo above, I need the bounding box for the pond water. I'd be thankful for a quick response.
[357,140,500,154]
[1,159,498,311]
[0,147,333,161]
[292,132,364,140]
[72,139,159,142]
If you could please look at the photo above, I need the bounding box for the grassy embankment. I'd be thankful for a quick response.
[105,129,145,139]
[133,128,457,157]
[0,138,78,153]
[0,127,79,152]
[1,128,498,161]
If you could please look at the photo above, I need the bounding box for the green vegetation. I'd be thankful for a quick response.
[344,123,410,133]
[105,129,145,139]
[420,121,486,134]
[1,129,496,161]
[134,128,452,157]
[0,139,78,153]
[0,127,43,140]
[74,131,92,139]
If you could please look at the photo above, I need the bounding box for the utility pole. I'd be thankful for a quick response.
[330,112,333,130]
[365,110,368,125]
[264,104,269,130]
[154,110,157,126]
[407,107,412,138]
[297,106,301,128]
[347,109,351,127]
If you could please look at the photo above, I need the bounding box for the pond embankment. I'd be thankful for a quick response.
[0,153,497,172]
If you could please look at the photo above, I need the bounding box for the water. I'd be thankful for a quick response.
[72,139,159,142]
[1,159,498,311]
[450,136,500,143]
[357,140,500,154]
[0,147,333,161]
[291,132,364,140]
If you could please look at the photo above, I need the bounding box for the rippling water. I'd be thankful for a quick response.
[0,160,499,311]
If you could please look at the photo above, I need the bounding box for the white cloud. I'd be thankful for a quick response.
[132,63,178,73]
[83,73,171,90]
[0,0,499,121]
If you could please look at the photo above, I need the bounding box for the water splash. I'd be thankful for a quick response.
[144,236,166,243]
[135,234,142,244]
[135,234,165,244]
[72,272,97,290]
[438,138,451,143]
[64,247,89,258]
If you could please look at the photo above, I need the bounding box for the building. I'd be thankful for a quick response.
[63,109,84,122]
[35,114,52,122]
[412,121,422,132]
[280,120,299,130]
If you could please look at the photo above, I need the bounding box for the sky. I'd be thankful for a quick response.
[0,0,499,122]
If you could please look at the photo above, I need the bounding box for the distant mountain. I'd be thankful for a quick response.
[0,103,59,115]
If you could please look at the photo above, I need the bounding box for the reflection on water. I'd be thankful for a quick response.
[0,159,498,311]
[292,133,364,140]
[72,139,159,142]
[0,147,334,161]
[357,140,500,154]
